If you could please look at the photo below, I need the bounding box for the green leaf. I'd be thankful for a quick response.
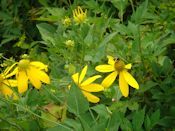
[93,32,117,63]
[150,109,160,127]
[91,104,110,119]
[67,83,89,115]
[131,0,148,24]
[132,109,145,131]
[107,111,122,131]
[36,23,56,45]
[138,81,158,93]
[111,0,129,19]
[144,115,151,131]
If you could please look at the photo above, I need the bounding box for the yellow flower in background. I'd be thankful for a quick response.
[9,59,50,93]
[95,56,139,97]
[0,64,18,100]
[63,16,71,26]
[72,65,104,103]
[73,6,87,24]
[65,40,75,47]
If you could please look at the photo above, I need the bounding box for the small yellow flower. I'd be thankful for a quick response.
[71,65,104,103]
[73,6,87,24]
[0,64,18,99]
[95,56,139,97]
[65,40,74,47]
[9,59,50,93]
[62,16,71,26]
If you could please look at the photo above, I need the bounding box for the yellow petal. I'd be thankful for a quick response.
[79,65,87,84]
[125,64,132,69]
[122,70,139,89]
[1,84,13,96]
[81,84,104,92]
[119,72,129,97]
[72,73,79,85]
[101,71,118,88]
[81,75,101,86]
[82,91,100,103]
[107,55,115,65]
[95,65,115,73]
[3,79,17,87]
[17,71,28,93]
[30,61,48,71]
[27,67,41,89]
[3,63,17,75]
[36,70,50,84]
[4,67,18,78]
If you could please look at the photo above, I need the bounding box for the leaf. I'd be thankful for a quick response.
[107,111,123,131]
[111,0,129,18]
[150,109,160,127]
[132,109,145,131]
[131,0,148,24]
[93,32,117,63]
[144,115,151,131]
[36,23,56,45]
[91,104,110,119]
[138,81,158,93]
[67,83,89,115]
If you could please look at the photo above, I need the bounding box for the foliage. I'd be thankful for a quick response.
[0,0,175,130]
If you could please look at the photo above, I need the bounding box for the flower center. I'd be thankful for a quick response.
[18,59,30,70]
[114,60,125,72]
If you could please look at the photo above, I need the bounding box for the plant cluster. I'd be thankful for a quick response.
[0,0,175,130]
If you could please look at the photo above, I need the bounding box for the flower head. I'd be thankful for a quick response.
[73,6,87,24]
[65,40,75,48]
[0,64,18,99]
[71,65,104,103]
[95,56,139,97]
[9,59,50,93]
[62,16,71,26]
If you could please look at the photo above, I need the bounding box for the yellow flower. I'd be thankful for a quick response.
[0,64,18,100]
[9,59,50,93]
[73,6,87,24]
[71,65,104,103]
[65,40,75,47]
[62,16,71,26]
[95,56,139,97]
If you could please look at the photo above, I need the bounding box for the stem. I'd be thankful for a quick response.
[129,0,135,13]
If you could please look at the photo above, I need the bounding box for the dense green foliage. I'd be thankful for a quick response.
[0,0,175,130]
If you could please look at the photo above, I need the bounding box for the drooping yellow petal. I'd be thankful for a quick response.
[95,65,115,73]
[79,65,87,84]
[81,84,104,92]
[82,91,100,103]
[4,67,18,78]
[33,69,50,84]
[1,85,13,96]
[107,55,115,65]
[122,70,139,89]
[72,73,79,85]
[81,75,101,86]
[3,63,17,76]
[17,71,28,93]
[101,71,118,88]
[119,72,129,97]
[30,61,48,71]
[27,67,41,89]
[1,84,18,100]
[125,64,132,69]
[3,79,17,87]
